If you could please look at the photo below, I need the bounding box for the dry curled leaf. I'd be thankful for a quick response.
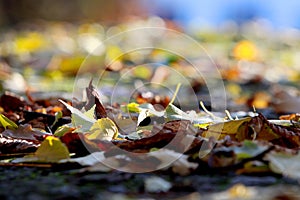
[0,134,39,153]
[85,80,107,119]
[1,124,50,141]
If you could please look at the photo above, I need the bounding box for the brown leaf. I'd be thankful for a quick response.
[89,120,200,156]
[93,90,107,119]
[250,114,300,149]
[21,110,71,132]
[0,134,39,153]
[85,80,107,119]
[1,124,50,141]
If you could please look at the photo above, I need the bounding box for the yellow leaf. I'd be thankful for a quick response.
[132,65,152,80]
[127,102,140,113]
[87,118,119,141]
[14,32,47,54]
[0,114,18,130]
[203,117,252,140]
[105,45,123,64]
[35,136,70,162]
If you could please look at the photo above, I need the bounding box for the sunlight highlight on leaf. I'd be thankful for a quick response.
[13,136,70,163]
[0,114,18,130]
[87,118,119,141]
[59,100,96,132]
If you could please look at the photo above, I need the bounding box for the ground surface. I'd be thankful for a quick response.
[0,166,299,200]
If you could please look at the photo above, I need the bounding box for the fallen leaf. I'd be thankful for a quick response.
[0,113,18,130]
[13,136,70,163]
[267,152,300,181]
[250,114,300,148]
[0,91,26,112]
[1,124,49,141]
[0,135,39,153]
[85,80,107,119]
[231,140,269,160]
[59,99,96,132]
[54,125,75,137]
[35,136,70,162]
[60,132,92,156]
[203,117,252,141]
[87,118,119,140]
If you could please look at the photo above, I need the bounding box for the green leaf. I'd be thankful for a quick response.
[84,105,96,119]
[59,100,96,132]
[132,65,152,79]
[165,103,186,118]
[0,114,18,130]
[87,118,119,141]
[54,125,74,137]
[126,102,140,113]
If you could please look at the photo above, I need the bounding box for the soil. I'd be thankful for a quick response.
[0,166,299,200]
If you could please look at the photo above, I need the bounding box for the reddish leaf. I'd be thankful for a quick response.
[60,132,98,156]
[0,92,27,112]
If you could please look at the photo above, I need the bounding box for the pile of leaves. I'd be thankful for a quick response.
[1,81,300,186]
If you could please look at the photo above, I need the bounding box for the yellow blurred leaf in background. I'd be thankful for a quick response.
[233,40,258,61]
[14,32,47,54]
[105,45,123,64]
[133,65,152,80]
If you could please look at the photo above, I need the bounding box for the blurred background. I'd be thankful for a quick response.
[2,0,300,29]
[0,0,299,114]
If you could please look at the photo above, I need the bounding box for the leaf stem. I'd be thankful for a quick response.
[199,101,216,119]
[169,83,182,105]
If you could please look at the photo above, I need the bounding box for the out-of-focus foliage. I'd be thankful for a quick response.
[0,17,299,112]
